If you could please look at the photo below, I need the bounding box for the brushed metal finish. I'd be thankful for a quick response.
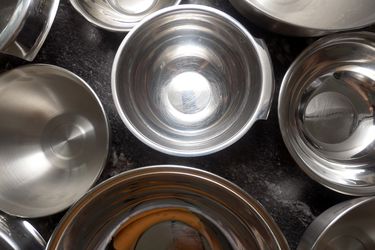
[229,0,375,36]
[0,212,45,250]
[298,197,375,250]
[0,64,109,218]
[112,5,274,156]
[70,0,181,31]
[47,166,289,250]
[0,0,59,61]
[278,32,375,196]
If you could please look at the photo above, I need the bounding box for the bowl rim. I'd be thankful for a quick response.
[46,165,289,250]
[0,63,110,218]
[111,4,274,157]
[278,31,375,196]
[69,0,182,32]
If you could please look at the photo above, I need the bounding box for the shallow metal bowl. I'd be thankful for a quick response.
[229,0,375,36]
[298,197,375,250]
[47,166,289,250]
[0,0,59,60]
[0,64,109,218]
[279,32,375,196]
[70,0,181,31]
[112,5,274,156]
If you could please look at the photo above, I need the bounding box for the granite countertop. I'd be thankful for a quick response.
[1,0,373,249]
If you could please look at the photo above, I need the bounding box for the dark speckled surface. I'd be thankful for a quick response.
[1,0,374,249]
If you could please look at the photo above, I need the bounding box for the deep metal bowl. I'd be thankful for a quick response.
[0,212,45,250]
[112,5,274,156]
[298,197,375,250]
[0,0,59,61]
[47,166,289,250]
[278,32,375,196]
[229,0,375,37]
[70,0,181,31]
[0,64,109,218]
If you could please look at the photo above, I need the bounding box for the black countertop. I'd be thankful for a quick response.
[1,0,373,249]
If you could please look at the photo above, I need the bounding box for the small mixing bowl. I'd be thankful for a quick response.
[47,166,289,250]
[70,0,181,31]
[278,32,375,196]
[298,197,375,250]
[0,0,59,61]
[0,64,109,218]
[112,5,274,156]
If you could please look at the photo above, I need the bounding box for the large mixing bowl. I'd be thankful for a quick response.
[70,0,181,31]
[278,32,375,196]
[112,5,274,156]
[0,0,59,60]
[229,0,375,36]
[47,166,289,250]
[0,64,109,218]
[298,197,375,250]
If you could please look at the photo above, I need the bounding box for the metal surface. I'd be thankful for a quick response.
[0,212,45,250]
[0,0,59,61]
[70,0,181,31]
[112,5,274,156]
[46,165,289,250]
[298,197,375,250]
[0,64,110,218]
[229,0,375,36]
[278,32,375,196]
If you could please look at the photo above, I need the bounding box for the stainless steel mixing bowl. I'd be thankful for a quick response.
[0,64,109,218]
[0,0,59,60]
[0,211,45,250]
[70,0,181,31]
[47,166,289,250]
[112,5,274,156]
[278,32,375,196]
[298,197,375,250]
[229,0,375,37]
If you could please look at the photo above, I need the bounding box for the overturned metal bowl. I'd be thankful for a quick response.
[279,32,375,196]
[112,5,274,156]
[0,64,109,218]
[298,197,375,250]
[47,166,289,250]
[0,212,45,250]
[0,0,59,61]
[229,0,375,36]
[70,0,181,31]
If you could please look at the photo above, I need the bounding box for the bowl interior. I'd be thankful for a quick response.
[0,0,20,45]
[70,0,180,31]
[0,65,108,217]
[47,167,286,250]
[245,0,375,30]
[114,8,263,154]
[315,199,375,250]
[280,33,375,193]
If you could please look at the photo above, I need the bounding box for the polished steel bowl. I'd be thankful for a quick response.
[112,5,274,156]
[0,212,45,250]
[47,166,289,250]
[0,64,109,218]
[298,197,375,250]
[0,0,59,60]
[279,32,375,196]
[229,0,375,36]
[70,0,181,31]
